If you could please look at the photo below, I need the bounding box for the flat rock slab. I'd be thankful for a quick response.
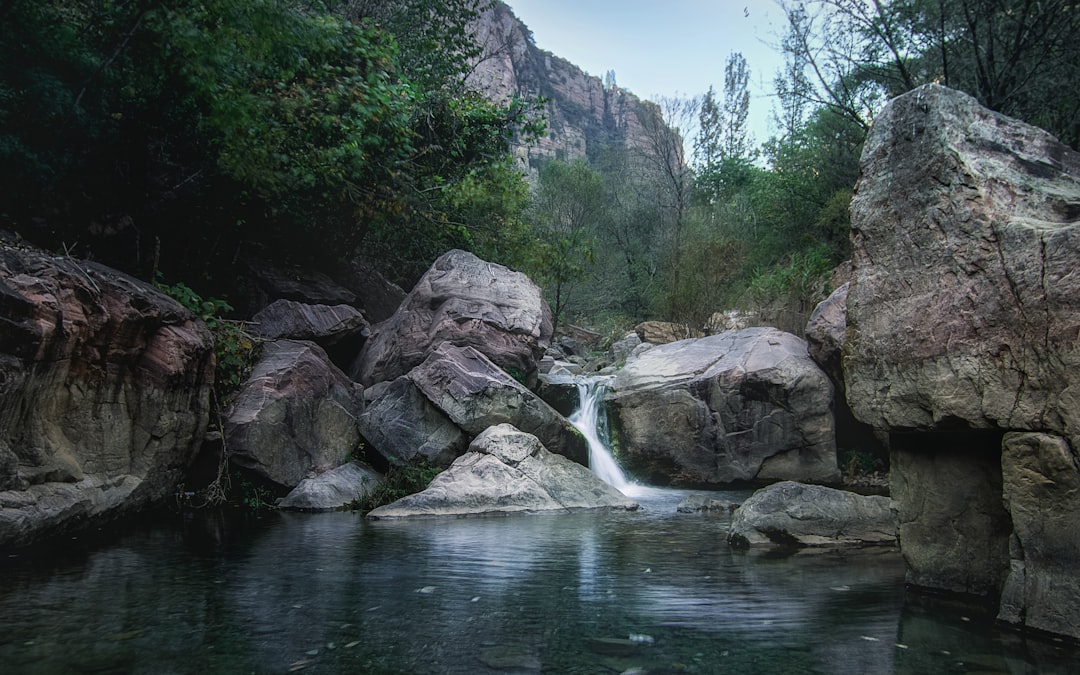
[729,481,896,548]
[366,424,637,519]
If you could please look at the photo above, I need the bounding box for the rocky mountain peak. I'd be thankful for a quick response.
[467,2,671,173]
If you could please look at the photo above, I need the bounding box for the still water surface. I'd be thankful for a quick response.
[1,487,1077,674]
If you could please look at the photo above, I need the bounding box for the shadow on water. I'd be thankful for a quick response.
[1,490,1077,673]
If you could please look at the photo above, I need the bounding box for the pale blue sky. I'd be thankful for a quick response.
[502,0,787,145]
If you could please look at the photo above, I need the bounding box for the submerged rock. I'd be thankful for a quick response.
[366,424,637,519]
[728,481,896,548]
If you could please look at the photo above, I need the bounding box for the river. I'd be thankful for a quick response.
[1,487,1077,674]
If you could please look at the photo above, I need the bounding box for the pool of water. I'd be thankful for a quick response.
[1,487,1077,674]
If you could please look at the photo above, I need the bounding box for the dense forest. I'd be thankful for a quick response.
[2,0,1078,338]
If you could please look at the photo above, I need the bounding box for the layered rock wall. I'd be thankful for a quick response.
[0,244,214,547]
[467,2,666,173]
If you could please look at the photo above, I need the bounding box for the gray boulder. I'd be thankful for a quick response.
[0,243,214,547]
[352,250,553,387]
[366,424,638,519]
[358,375,467,469]
[804,282,848,386]
[609,327,838,486]
[846,84,1080,435]
[277,460,382,511]
[224,340,364,488]
[997,432,1080,639]
[845,84,1080,639]
[728,481,896,548]
[408,342,589,466]
[250,299,368,346]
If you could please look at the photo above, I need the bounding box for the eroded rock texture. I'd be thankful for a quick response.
[846,84,1080,639]
[609,328,838,486]
[847,84,1080,433]
[224,340,364,489]
[407,342,587,466]
[0,244,214,547]
[366,424,636,519]
[728,481,895,548]
[351,250,552,388]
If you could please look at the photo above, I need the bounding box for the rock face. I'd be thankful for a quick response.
[804,282,848,387]
[250,300,368,347]
[358,375,468,469]
[224,340,364,489]
[351,250,553,388]
[728,481,896,548]
[846,83,1080,434]
[366,424,637,519]
[277,460,382,511]
[407,342,588,466]
[467,2,667,175]
[845,84,1080,639]
[998,432,1080,638]
[609,328,838,486]
[0,244,214,547]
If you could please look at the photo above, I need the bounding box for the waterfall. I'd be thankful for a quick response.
[567,376,631,493]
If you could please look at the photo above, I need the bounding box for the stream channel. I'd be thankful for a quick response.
[1,376,1078,673]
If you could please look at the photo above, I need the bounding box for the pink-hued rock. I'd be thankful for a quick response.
[224,340,364,489]
[351,250,553,387]
[0,243,214,547]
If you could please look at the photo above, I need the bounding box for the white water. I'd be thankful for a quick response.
[566,375,632,493]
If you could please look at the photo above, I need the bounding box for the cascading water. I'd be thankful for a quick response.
[567,375,631,493]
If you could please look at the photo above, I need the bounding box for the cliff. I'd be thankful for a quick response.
[467,2,666,173]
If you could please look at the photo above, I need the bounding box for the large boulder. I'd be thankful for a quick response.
[366,424,637,519]
[608,328,838,486]
[351,250,553,387]
[846,83,1080,435]
[845,84,1080,639]
[358,375,468,469]
[224,340,364,489]
[804,282,848,387]
[407,342,588,466]
[0,244,214,547]
[728,481,896,548]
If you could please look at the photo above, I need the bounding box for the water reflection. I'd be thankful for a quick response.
[0,490,1077,673]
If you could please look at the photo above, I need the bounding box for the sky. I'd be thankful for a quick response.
[502,0,789,146]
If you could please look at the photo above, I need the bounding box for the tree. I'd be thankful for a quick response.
[0,0,542,291]
[528,159,606,330]
[720,52,753,164]
[637,95,697,321]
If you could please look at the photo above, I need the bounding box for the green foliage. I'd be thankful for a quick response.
[155,278,259,400]
[0,0,540,292]
[353,460,443,513]
[525,159,605,329]
[234,472,278,511]
[838,447,888,480]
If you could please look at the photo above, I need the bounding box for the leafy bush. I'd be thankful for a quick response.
[353,460,443,513]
